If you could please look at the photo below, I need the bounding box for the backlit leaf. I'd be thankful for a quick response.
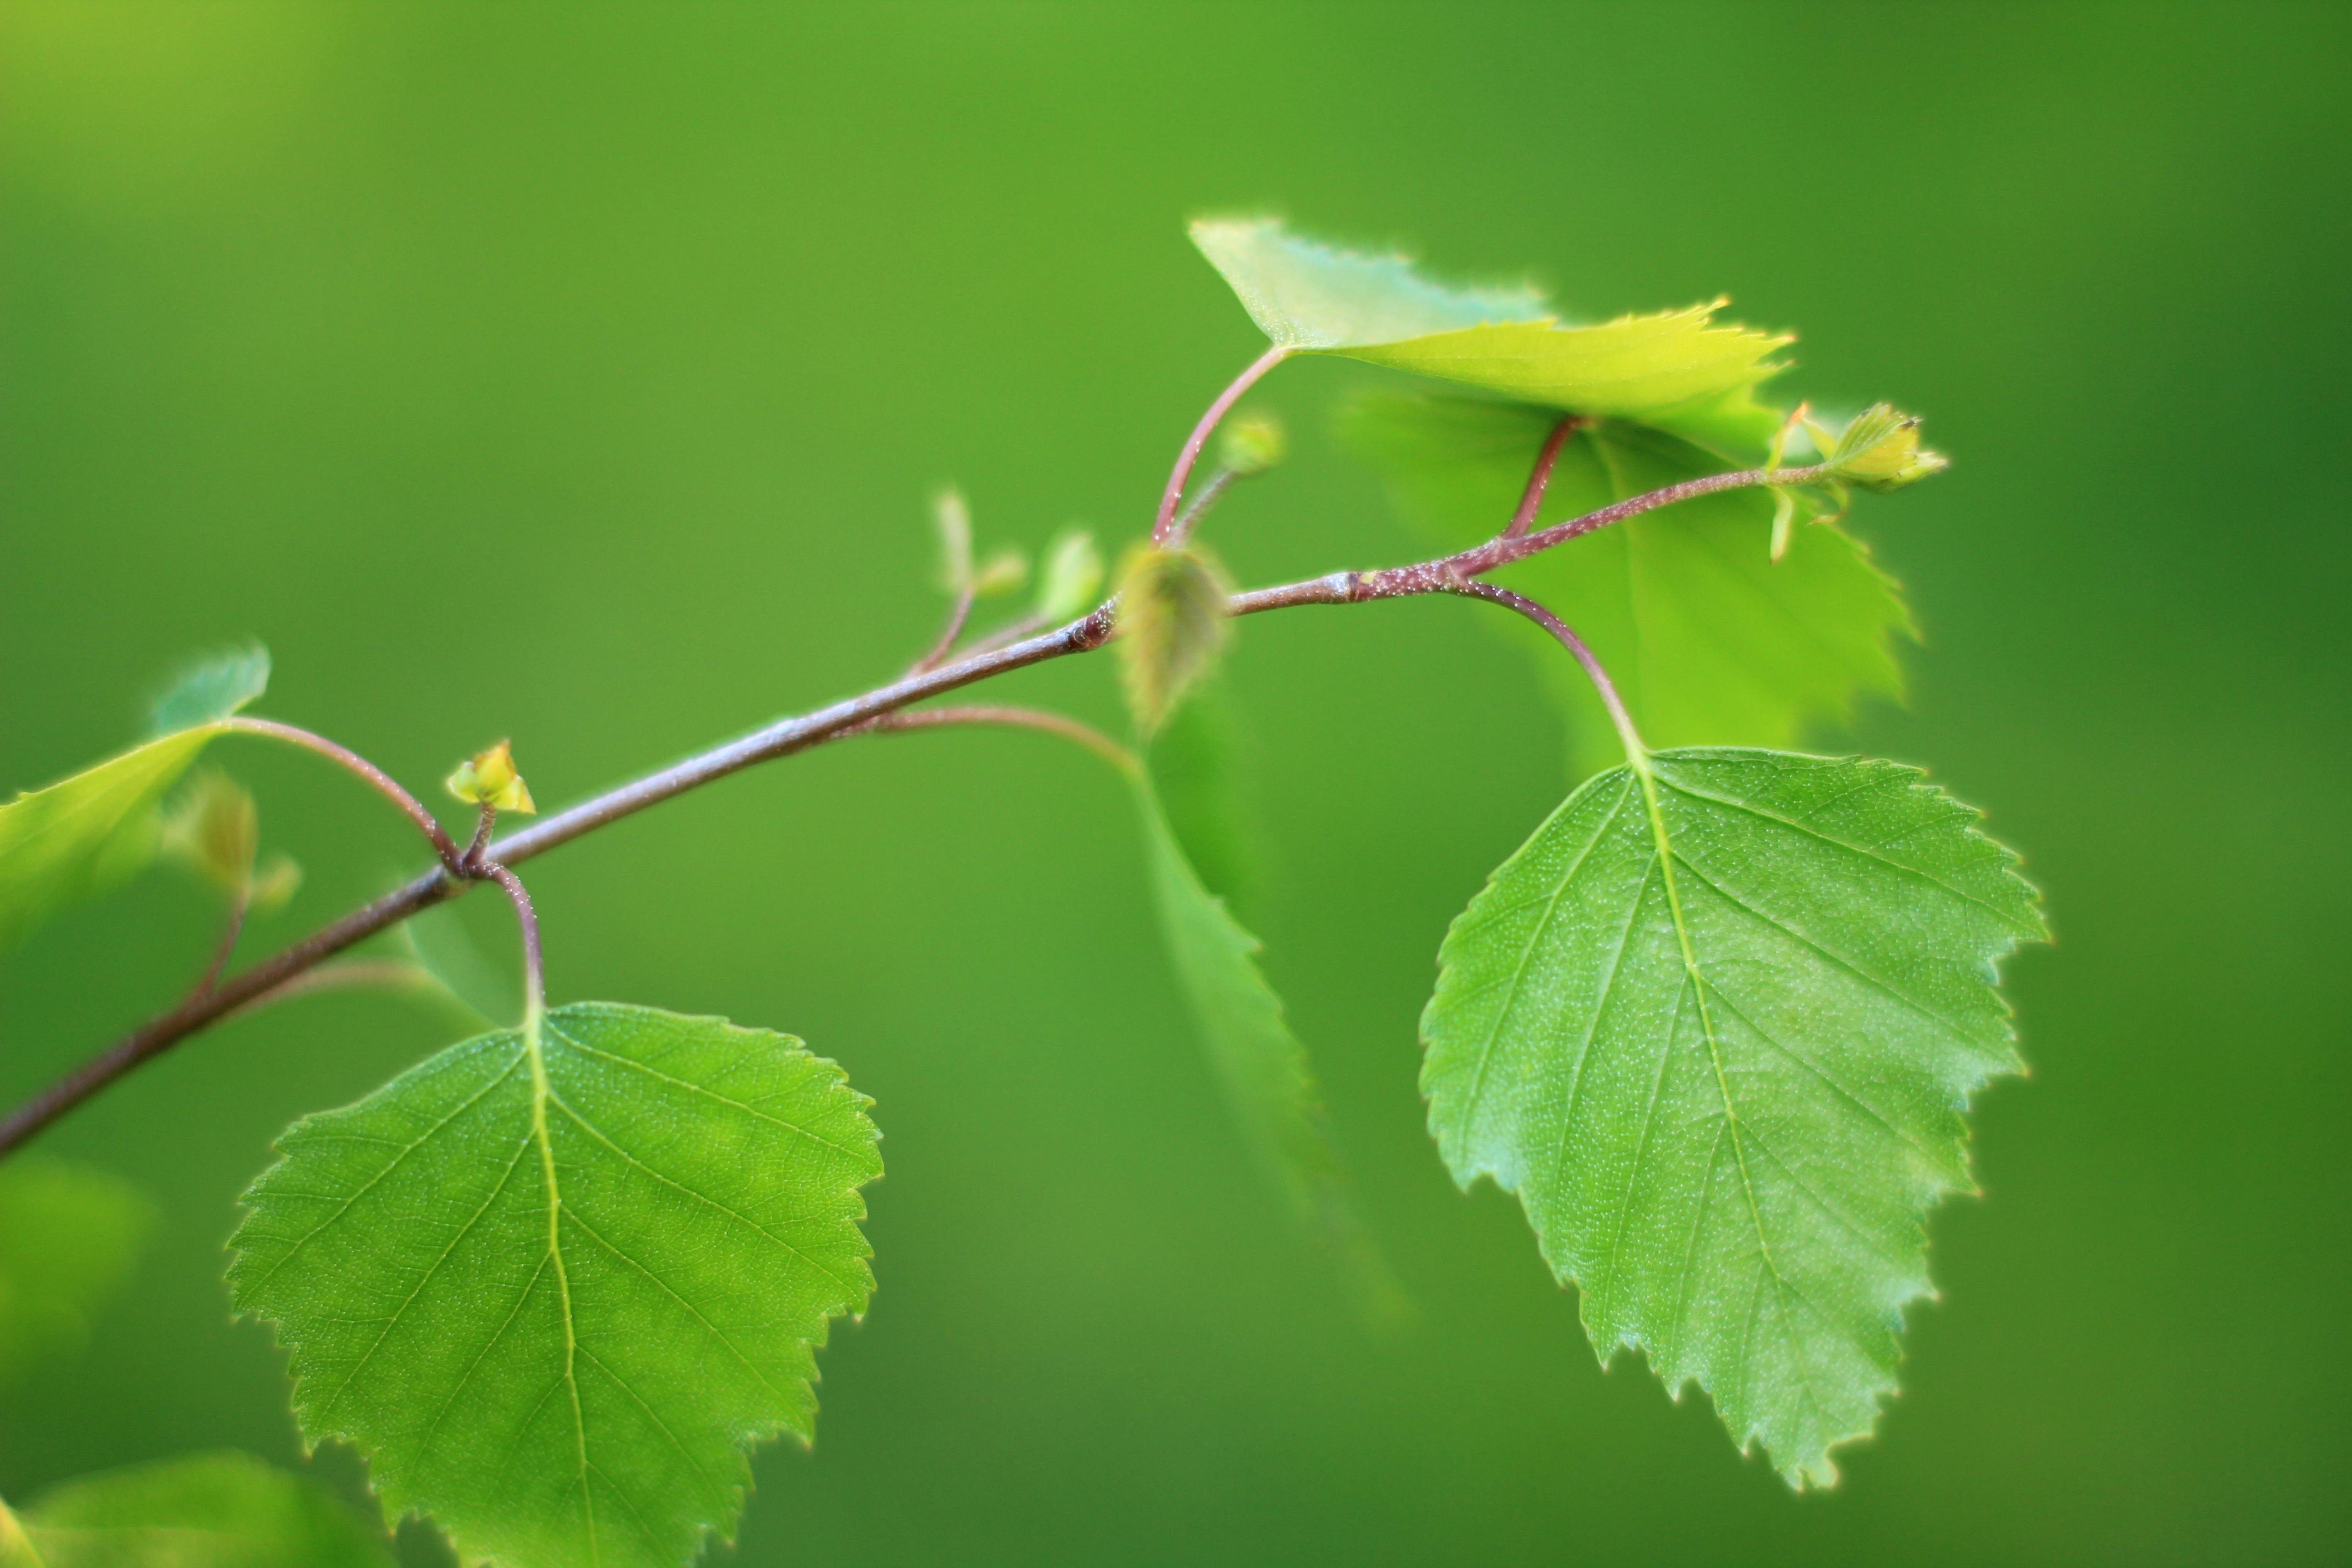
[1137,781,1399,1319]
[1340,306,1790,435]
[1191,220,1786,436]
[145,643,270,738]
[1189,217,1545,350]
[0,1160,155,1389]
[0,728,227,952]
[9,1452,393,1568]
[230,1002,882,1568]
[1341,392,1911,775]
[2,647,272,951]
[1421,749,2044,1485]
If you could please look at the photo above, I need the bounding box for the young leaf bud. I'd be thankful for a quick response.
[1768,486,1797,563]
[1217,411,1288,477]
[1823,403,1949,492]
[247,853,304,915]
[160,768,259,892]
[970,547,1029,598]
[1114,543,1232,733]
[933,487,974,594]
[1034,528,1104,623]
[445,740,536,814]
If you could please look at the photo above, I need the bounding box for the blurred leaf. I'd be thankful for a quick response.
[0,727,224,952]
[396,902,514,1027]
[1137,781,1401,1323]
[1341,392,1911,775]
[1144,686,1262,921]
[1190,216,1545,350]
[0,1498,38,1568]
[0,1160,155,1389]
[1215,411,1287,477]
[1033,528,1103,623]
[1421,748,2044,1486]
[158,769,258,894]
[144,644,269,739]
[12,1451,392,1568]
[230,1002,882,1568]
[1341,306,1790,436]
[931,487,973,594]
[1113,544,1230,732]
[970,546,1028,598]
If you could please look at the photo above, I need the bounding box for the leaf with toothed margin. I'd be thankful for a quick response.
[1189,219,1786,435]
[1340,392,1911,778]
[1421,749,2043,1486]
[229,1002,882,1568]
[0,646,273,952]
[1136,779,1403,1322]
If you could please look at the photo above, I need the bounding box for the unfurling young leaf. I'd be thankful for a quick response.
[0,1159,155,1389]
[159,769,259,893]
[145,643,271,739]
[1034,528,1104,623]
[230,1002,882,1568]
[1136,781,1398,1320]
[1421,748,2044,1485]
[1821,403,1949,491]
[4,1451,394,1568]
[970,546,1029,598]
[444,740,535,814]
[0,647,273,952]
[1114,544,1231,732]
[1341,393,1911,776]
[932,487,974,594]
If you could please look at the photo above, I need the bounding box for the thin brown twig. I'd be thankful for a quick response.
[908,587,977,675]
[865,705,1139,774]
[0,455,1807,1156]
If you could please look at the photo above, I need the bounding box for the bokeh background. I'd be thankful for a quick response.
[3,5,2346,1564]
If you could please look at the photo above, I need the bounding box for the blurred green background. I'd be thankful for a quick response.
[2,4,2346,1563]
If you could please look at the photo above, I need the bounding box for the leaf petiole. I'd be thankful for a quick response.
[1152,344,1289,544]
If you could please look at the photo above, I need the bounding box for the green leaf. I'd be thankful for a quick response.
[0,1498,39,1568]
[1190,216,1546,350]
[1339,306,1791,434]
[1113,544,1231,732]
[10,1452,393,1568]
[1340,392,1912,776]
[1190,220,1786,438]
[1144,686,1262,921]
[2,647,271,952]
[1136,781,1400,1320]
[0,1160,155,1390]
[145,643,270,738]
[229,1002,882,1568]
[0,728,229,952]
[1421,748,2044,1485]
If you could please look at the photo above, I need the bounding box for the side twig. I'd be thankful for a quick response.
[0,456,1805,1156]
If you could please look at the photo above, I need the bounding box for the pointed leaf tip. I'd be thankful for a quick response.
[146,642,270,737]
[1189,216,1548,351]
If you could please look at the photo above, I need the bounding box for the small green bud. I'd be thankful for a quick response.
[446,740,535,814]
[970,547,1029,598]
[1216,412,1287,477]
[1823,403,1948,492]
[1034,528,1104,623]
[160,768,259,892]
[932,487,974,594]
[247,853,304,915]
[1114,543,1231,733]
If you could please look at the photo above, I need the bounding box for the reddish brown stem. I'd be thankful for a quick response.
[1152,345,1288,544]
[1504,416,1581,541]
